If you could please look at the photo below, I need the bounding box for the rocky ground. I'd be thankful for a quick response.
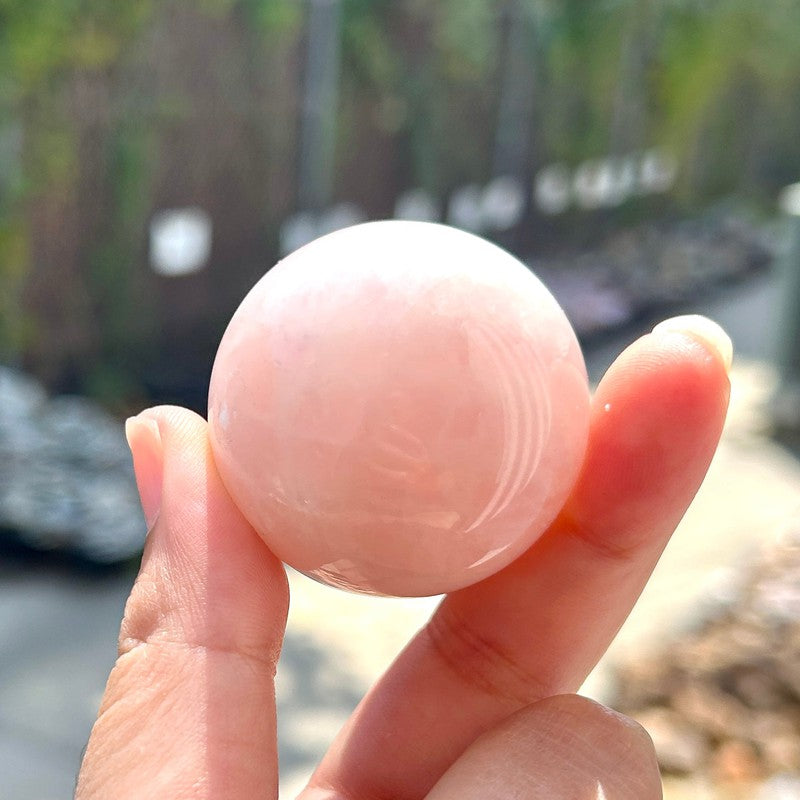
[534,206,780,338]
[613,530,800,799]
[0,367,145,563]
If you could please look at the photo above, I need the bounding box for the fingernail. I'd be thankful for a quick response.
[652,314,733,373]
[125,413,164,529]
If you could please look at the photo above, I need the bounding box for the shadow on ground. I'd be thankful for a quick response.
[276,630,365,777]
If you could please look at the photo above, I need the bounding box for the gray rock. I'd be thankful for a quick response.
[0,366,46,418]
[0,366,145,563]
[529,209,774,338]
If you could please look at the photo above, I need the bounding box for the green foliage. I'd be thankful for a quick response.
[543,3,629,161]
[654,0,800,196]
[0,0,153,93]
[0,0,156,378]
[240,0,302,36]
[0,215,31,360]
[432,0,499,81]
[342,0,400,88]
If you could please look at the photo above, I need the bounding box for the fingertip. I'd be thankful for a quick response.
[535,694,657,758]
[132,405,211,458]
[651,314,733,374]
[121,403,289,659]
[125,407,210,528]
[564,317,730,555]
[125,413,164,530]
[593,313,731,432]
[597,319,731,410]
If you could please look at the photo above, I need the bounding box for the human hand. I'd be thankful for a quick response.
[76,315,731,799]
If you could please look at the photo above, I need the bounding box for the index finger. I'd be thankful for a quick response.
[77,407,289,799]
[301,318,731,800]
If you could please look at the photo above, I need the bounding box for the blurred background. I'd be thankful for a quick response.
[1,1,800,797]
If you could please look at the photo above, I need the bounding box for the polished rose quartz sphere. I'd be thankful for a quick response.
[208,221,590,596]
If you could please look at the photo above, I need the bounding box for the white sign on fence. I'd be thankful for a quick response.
[779,183,800,217]
[278,148,679,255]
[149,208,213,277]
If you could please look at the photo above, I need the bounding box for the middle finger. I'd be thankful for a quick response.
[300,323,729,800]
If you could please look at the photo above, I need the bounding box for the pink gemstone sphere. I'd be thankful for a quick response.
[208,221,590,596]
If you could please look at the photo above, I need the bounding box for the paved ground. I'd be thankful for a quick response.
[2,270,798,799]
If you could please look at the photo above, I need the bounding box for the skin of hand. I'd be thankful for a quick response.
[75,315,731,800]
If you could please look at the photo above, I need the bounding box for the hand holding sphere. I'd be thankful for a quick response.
[78,220,731,798]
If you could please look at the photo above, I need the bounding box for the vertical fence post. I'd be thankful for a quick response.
[773,184,800,431]
[489,1,538,248]
[298,0,342,212]
[609,1,656,156]
[492,1,536,180]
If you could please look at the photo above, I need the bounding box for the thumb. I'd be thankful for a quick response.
[424,694,662,800]
[76,406,289,800]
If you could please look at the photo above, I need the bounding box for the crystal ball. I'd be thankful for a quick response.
[208,221,590,596]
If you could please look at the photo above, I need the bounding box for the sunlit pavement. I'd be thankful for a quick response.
[2,271,798,799]
[0,563,129,799]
